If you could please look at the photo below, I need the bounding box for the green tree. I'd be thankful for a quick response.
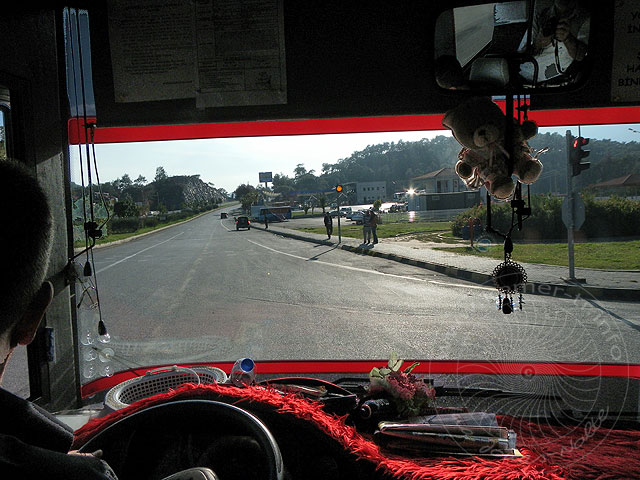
[134,175,147,187]
[318,195,328,213]
[272,173,295,194]
[373,199,382,211]
[119,174,133,189]
[240,192,258,212]
[294,164,307,178]
[234,183,256,200]
[296,173,321,191]
[113,194,139,218]
[155,166,168,182]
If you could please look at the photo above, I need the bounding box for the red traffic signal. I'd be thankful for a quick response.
[572,136,589,149]
[570,136,590,177]
[336,185,343,192]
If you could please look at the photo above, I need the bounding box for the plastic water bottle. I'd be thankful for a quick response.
[230,358,256,387]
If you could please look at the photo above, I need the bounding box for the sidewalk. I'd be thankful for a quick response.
[255,223,639,302]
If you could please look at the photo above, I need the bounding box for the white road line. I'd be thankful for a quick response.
[96,232,184,274]
[220,219,231,231]
[245,238,493,291]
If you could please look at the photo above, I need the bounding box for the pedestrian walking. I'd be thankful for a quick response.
[370,208,379,244]
[363,209,372,244]
[264,209,269,229]
[324,211,333,239]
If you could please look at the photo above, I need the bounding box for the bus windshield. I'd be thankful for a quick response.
[56,124,640,386]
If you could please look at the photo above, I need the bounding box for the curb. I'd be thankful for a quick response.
[253,225,639,302]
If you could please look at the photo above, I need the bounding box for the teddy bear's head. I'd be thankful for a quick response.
[442,96,506,150]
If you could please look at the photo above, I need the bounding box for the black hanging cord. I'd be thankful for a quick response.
[67,8,94,262]
[70,9,105,261]
[75,8,96,227]
[74,8,109,339]
[64,9,110,340]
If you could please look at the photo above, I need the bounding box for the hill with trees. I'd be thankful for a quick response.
[258,133,640,198]
[72,166,228,215]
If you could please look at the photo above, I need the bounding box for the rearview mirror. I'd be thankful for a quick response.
[434,1,591,92]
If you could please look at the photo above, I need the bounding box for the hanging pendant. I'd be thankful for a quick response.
[492,258,527,314]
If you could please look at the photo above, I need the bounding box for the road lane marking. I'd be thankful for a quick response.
[245,238,493,291]
[96,232,184,274]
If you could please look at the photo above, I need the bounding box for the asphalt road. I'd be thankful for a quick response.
[4,208,640,397]
[91,210,640,367]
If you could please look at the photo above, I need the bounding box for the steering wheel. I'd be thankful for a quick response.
[79,400,284,480]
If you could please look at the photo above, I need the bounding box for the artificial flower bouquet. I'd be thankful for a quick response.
[368,353,436,418]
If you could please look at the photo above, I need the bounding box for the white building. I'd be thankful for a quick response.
[356,181,386,204]
[412,167,466,193]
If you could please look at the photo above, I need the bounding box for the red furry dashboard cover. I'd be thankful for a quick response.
[73,383,640,480]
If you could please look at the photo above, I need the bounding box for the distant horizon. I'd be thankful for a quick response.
[70,123,640,193]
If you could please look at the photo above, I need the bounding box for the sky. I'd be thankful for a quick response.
[70,123,640,193]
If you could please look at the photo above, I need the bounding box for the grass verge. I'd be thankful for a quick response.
[292,211,324,217]
[297,220,453,240]
[435,240,640,270]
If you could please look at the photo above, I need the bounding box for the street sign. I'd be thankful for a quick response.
[259,171,273,183]
[561,195,585,229]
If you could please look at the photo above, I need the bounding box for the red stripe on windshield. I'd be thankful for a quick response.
[68,106,640,145]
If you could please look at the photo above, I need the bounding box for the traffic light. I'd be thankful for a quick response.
[570,136,590,177]
[336,184,343,193]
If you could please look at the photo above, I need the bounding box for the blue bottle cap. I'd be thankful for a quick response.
[240,358,255,372]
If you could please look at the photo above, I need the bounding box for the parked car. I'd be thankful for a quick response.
[389,203,407,213]
[329,210,340,217]
[235,216,250,230]
[220,212,228,218]
[350,210,365,225]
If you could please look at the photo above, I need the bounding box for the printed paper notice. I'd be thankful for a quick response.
[611,1,640,102]
[107,0,287,107]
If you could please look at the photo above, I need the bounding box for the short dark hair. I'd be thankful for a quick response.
[0,160,53,335]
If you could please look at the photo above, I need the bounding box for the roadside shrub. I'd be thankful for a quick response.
[142,217,159,228]
[165,210,192,223]
[451,205,485,237]
[583,195,640,238]
[109,217,140,233]
[452,194,639,240]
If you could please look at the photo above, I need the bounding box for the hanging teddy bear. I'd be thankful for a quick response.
[442,96,543,200]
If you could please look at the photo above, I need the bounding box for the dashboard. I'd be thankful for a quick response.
[71,373,640,480]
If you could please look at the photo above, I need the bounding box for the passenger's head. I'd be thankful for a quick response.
[0,160,54,378]
[554,0,577,12]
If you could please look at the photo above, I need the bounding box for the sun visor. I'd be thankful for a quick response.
[78,1,637,131]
